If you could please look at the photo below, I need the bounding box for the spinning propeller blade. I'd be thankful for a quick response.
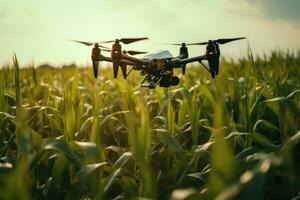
[70,40,109,49]
[215,37,246,44]
[99,37,149,44]
[186,42,208,45]
[186,37,246,46]
[71,40,93,46]
[120,37,149,44]
[160,43,182,46]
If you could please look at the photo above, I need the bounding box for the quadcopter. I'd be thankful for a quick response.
[72,37,245,88]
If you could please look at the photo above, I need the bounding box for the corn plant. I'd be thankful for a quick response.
[0,51,299,199]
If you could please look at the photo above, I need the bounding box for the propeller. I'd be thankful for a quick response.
[98,37,149,44]
[162,38,246,46]
[71,40,111,79]
[161,43,186,46]
[186,37,246,46]
[72,39,147,79]
[71,40,109,49]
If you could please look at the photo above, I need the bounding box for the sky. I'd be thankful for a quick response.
[0,0,300,66]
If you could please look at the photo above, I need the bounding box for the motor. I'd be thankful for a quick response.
[206,41,220,78]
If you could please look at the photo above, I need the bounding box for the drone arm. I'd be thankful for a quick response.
[99,55,137,66]
[176,55,207,66]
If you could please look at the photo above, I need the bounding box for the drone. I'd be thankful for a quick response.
[72,37,245,88]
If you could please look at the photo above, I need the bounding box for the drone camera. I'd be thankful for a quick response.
[170,76,180,86]
[159,75,180,87]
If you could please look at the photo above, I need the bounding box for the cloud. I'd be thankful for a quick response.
[246,0,300,22]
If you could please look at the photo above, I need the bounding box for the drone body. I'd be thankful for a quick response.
[72,37,245,88]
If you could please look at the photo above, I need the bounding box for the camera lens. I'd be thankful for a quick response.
[169,76,179,86]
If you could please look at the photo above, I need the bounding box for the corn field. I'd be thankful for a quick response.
[0,51,300,200]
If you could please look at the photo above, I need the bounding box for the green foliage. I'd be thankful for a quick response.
[0,51,299,199]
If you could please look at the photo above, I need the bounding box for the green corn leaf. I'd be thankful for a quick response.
[113,151,133,169]
[77,162,107,184]
[42,139,83,168]
[74,141,100,163]
[153,128,184,153]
